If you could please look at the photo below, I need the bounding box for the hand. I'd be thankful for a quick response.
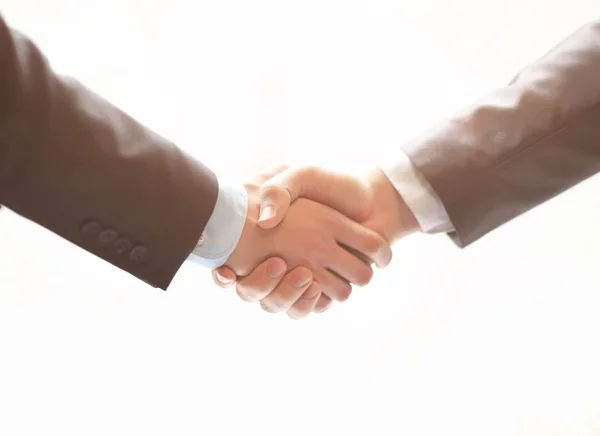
[213,166,418,317]
[256,166,419,243]
[213,258,333,319]
[220,167,393,312]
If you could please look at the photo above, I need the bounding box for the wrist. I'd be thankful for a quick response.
[366,168,420,244]
[224,182,264,275]
[189,182,248,269]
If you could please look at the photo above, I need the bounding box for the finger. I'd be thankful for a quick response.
[326,246,374,287]
[259,267,313,313]
[235,257,287,302]
[258,167,371,229]
[313,294,333,313]
[334,217,393,269]
[212,267,237,288]
[287,282,321,319]
[314,268,353,302]
[339,243,373,265]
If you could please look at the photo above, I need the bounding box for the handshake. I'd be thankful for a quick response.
[211,165,420,319]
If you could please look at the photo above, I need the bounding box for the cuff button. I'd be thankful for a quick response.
[129,245,148,262]
[114,237,134,254]
[81,221,102,237]
[98,228,118,245]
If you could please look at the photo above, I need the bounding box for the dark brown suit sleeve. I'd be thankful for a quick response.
[403,20,600,246]
[0,16,218,289]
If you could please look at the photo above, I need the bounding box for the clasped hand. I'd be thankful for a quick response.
[212,165,419,318]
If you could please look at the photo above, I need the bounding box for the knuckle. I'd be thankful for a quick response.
[364,234,384,256]
[287,266,313,285]
[299,165,319,178]
[312,238,337,262]
[260,183,282,198]
[295,256,318,274]
[294,166,321,191]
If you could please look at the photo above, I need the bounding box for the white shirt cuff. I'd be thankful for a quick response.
[380,151,454,234]
[187,182,248,269]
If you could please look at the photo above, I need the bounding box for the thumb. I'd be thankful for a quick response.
[259,166,371,230]
[257,166,370,229]
[257,166,318,229]
[257,180,292,229]
[212,266,237,288]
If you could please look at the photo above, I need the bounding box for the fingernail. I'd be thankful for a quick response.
[216,272,233,285]
[293,276,312,288]
[258,205,275,222]
[267,261,286,278]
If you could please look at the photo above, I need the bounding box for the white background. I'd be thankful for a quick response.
[2,1,600,435]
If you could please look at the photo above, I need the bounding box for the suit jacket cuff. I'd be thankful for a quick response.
[380,151,454,234]
[188,182,248,269]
